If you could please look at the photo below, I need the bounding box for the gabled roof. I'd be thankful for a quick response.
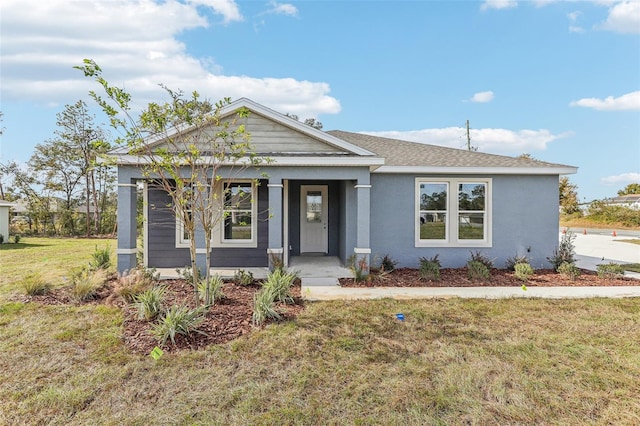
[328,130,577,175]
[110,98,375,158]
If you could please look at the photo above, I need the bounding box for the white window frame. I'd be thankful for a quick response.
[175,180,258,249]
[212,180,258,248]
[415,177,492,248]
[175,185,194,249]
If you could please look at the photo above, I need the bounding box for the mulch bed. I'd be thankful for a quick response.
[340,267,637,288]
[18,278,304,354]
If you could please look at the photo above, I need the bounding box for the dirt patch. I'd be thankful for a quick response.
[340,268,636,288]
[18,279,304,354]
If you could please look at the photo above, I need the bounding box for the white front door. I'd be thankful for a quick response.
[300,185,328,254]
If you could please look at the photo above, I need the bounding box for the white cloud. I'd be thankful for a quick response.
[361,127,572,155]
[569,26,586,33]
[570,91,640,111]
[601,172,640,185]
[266,1,299,17]
[188,0,243,23]
[480,0,518,11]
[0,0,339,118]
[600,1,640,34]
[470,91,495,103]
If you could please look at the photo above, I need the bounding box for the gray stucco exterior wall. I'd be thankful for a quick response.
[369,173,560,269]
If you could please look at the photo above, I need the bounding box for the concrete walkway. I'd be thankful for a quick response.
[303,285,640,301]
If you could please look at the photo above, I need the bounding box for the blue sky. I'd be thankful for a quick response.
[1,0,638,202]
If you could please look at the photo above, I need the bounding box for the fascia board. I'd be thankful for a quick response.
[373,165,579,175]
[112,154,385,167]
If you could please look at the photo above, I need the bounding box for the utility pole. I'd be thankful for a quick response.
[466,119,472,151]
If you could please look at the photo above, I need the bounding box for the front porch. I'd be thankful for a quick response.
[153,256,352,284]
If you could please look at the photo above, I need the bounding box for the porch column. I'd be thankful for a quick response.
[116,180,137,273]
[354,179,371,273]
[267,179,284,270]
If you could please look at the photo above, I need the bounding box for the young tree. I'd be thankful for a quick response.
[76,60,267,305]
[618,183,640,196]
[559,176,580,215]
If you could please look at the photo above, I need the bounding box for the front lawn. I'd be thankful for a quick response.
[1,237,639,424]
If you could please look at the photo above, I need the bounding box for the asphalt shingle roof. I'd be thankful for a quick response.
[328,130,573,169]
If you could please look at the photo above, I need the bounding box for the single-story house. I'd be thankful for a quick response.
[605,194,640,210]
[0,200,16,243]
[113,98,577,273]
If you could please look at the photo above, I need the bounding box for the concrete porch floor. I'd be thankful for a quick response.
[153,256,353,284]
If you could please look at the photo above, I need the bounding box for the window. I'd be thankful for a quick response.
[176,180,258,249]
[223,182,254,242]
[176,184,194,247]
[213,180,257,248]
[416,178,491,247]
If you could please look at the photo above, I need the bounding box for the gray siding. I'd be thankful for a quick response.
[146,180,269,268]
[157,114,345,154]
[370,174,560,269]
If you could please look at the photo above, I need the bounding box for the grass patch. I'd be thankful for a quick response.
[0,237,116,297]
[2,237,640,423]
[621,263,640,273]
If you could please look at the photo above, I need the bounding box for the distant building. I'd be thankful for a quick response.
[605,194,640,210]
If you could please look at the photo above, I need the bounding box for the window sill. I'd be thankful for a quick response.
[415,240,492,248]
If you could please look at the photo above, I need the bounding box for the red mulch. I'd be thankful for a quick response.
[339,267,637,288]
[18,278,304,354]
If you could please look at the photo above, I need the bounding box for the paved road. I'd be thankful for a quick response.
[561,227,640,238]
[567,230,640,272]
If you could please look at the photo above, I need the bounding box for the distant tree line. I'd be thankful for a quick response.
[560,178,640,228]
[0,101,116,236]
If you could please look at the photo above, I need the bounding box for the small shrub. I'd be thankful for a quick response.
[176,266,201,283]
[134,286,166,321]
[152,305,205,345]
[234,269,254,286]
[597,262,625,279]
[548,231,576,270]
[198,274,225,305]
[69,267,107,302]
[263,268,298,304]
[469,250,493,269]
[13,235,21,244]
[21,273,52,296]
[557,261,581,281]
[352,256,370,283]
[419,255,441,281]
[0,234,4,244]
[115,268,158,302]
[269,252,285,272]
[89,245,111,270]
[514,262,534,282]
[379,254,398,273]
[467,260,490,280]
[252,286,281,326]
[505,254,529,271]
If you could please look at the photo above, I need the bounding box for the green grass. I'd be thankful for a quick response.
[622,263,640,273]
[420,223,484,239]
[0,237,116,296]
[1,237,640,424]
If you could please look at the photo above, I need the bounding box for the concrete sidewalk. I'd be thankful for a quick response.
[302,285,640,301]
